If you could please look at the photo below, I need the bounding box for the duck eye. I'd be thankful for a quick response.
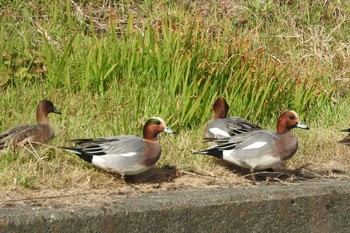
[289,116,295,120]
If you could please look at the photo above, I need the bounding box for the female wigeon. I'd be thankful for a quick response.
[195,110,309,181]
[205,98,261,139]
[0,100,61,150]
[338,128,350,146]
[61,117,174,176]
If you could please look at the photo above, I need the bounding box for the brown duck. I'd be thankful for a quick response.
[0,100,61,150]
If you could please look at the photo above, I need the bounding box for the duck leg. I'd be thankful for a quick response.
[120,174,127,184]
[250,168,257,184]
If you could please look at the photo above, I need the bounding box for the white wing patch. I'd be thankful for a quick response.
[209,128,230,137]
[242,142,267,150]
[118,152,137,157]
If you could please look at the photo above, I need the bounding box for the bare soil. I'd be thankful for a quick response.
[1,162,348,208]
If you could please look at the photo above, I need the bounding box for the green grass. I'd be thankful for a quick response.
[0,0,350,191]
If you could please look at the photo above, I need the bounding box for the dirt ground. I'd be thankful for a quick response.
[1,162,349,209]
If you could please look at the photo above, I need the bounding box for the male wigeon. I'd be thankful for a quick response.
[338,128,350,146]
[61,117,174,176]
[0,100,61,150]
[205,98,261,139]
[195,110,309,181]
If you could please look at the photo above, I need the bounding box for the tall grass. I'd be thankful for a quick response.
[1,0,346,132]
[26,7,334,128]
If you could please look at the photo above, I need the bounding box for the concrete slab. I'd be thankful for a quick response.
[1,180,350,233]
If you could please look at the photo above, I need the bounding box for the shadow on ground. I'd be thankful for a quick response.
[216,160,323,183]
[122,165,181,185]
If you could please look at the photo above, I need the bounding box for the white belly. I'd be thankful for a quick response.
[223,152,283,170]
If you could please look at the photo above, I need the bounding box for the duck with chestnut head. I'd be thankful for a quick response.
[196,110,309,182]
[61,117,174,177]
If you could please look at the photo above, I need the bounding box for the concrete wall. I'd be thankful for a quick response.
[1,180,350,233]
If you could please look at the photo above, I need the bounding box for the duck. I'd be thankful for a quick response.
[338,128,350,146]
[205,97,261,139]
[0,100,61,150]
[61,117,174,176]
[195,110,309,181]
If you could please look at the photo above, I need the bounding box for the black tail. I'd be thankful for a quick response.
[341,128,350,132]
[0,141,6,150]
[193,148,223,159]
[0,132,10,140]
[0,132,10,150]
[61,147,93,163]
[338,138,350,146]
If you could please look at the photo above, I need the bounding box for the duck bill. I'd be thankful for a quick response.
[54,108,62,115]
[296,121,309,130]
[164,127,174,134]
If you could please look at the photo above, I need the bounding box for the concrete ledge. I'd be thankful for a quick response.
[1,180,350,232]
